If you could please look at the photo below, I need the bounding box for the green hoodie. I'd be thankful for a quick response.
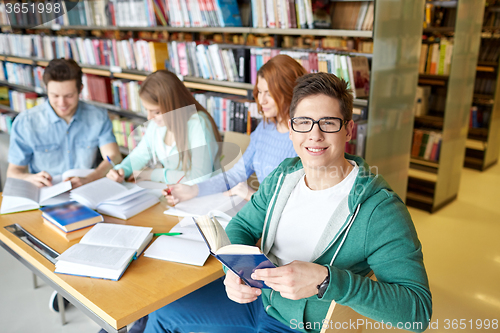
[226,154,432,333]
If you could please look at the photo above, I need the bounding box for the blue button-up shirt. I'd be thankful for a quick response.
[8,100,116,176]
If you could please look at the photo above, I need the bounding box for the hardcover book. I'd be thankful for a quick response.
[40,201,103,233]
[194,215,276,289]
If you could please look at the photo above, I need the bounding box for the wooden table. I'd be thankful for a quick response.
[0,197,224,332]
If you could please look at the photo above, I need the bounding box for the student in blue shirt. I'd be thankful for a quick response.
[164,55,307,204]
[7,58,121,189]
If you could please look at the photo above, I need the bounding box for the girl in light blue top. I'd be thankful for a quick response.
[106,70,221,185]
[165,55,307,203]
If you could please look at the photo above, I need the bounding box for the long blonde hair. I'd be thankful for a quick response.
[139,70,222,172]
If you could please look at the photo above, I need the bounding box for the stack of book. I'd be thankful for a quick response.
[110,115,145,150]
[81,74,113,105]
[110,79,143,113]
[39,201,104,242]
[0,112,14,133]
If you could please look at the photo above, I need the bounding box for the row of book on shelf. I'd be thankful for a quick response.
[474,77,496,96]
[418,37,454,76]
[0,33,371,98]
[469,106,491,129]
[0,85,45,113]
[167,41,371,98]
[411,129,442,162]
[478,37,500,63]
[250,0,373,30]
[0,0,242,28]
[0,34,169,73]
[423,2,456,29]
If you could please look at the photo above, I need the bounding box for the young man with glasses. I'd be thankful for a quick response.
[144,73,432,333]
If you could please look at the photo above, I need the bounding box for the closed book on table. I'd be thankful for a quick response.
[40,201,103,233]
[42,218,93,241]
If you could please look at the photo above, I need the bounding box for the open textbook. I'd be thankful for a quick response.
[195,216,276,288]
[69,178,160,219]
[164,193,247,221]
[55,223,153,281]
[1,178,72,214]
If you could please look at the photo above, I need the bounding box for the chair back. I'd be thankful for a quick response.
[320,271,377,333]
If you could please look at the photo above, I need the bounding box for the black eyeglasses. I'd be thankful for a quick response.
[291,117,347,133]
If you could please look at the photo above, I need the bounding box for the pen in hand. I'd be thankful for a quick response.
[166,175,185,196]
[106,156,116,168]
[154,232,183,236]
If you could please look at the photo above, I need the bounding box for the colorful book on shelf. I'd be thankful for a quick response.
[54,223,154,281]
[42,218,94,242]
[39,201,104,233]
[194,215,276,288]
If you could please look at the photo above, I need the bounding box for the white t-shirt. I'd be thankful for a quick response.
[270,162,359,266]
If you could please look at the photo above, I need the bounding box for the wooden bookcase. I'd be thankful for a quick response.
[0,0,426,199]
[407,0,485,213]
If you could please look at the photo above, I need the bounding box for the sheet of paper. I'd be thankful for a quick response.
[81,224,153,251]
[164,193,246,217]
[39,181,72,204]
[144,235,210,266]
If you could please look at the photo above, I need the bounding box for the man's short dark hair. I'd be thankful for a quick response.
[289,73,353,122]
[43,58,83,91]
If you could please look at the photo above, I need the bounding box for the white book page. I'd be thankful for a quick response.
[70,178,128,209]
[99,186,146,206]
[39,181,72,204]
[0,196,39,214]
[81,224,153,251]
[56,244,135,271]
[52,169,94,184]
[97,194,159,220]
[2,177,40,202]
[41,192,71,206]
[144,236,210,266]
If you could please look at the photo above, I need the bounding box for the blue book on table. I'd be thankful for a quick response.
[40,201,103,233]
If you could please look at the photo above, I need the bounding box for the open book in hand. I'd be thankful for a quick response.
[1,177,72,214]
[194,215,276,289]
[69,178,160,219]
[54,223,153,281]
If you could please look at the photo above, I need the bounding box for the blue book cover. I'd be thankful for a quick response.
[194,216,276,289]
[214,0,242,27]
[216,253,276,289]
[40,201,103,232]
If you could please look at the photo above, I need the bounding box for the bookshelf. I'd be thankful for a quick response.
[0,0,428,199]
[408,0,485,213]
[464,7,500,171]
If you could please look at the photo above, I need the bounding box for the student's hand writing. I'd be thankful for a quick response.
[223,182,255,201]
[25,171,53,187]
[163,184,199,205]
[251,261,328,300]
[224,270,261,304]
[106,168,125,183]
[64,176,90,189]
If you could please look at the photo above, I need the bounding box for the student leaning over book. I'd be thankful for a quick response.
[164,55,306,203]
[144,73,432,333]
[7,59,122,189]
[106,70,221,185]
